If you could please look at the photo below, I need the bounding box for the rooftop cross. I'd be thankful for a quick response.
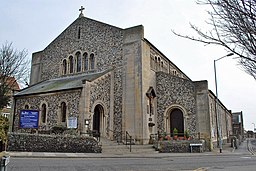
[79,6,85,18]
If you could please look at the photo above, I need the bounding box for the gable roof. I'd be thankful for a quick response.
[14,70,111,97]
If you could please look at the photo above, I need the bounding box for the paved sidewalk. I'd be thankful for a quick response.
[5,141,250,158]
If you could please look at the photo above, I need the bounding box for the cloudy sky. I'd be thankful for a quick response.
[1,0,255,130]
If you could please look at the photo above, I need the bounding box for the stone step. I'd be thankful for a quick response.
[100,138,157,154]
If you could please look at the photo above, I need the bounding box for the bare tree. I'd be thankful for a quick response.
[0,42,29,109]
[172,0,256,79]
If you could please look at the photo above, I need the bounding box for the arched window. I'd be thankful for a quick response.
[69,56,74,73]
[41,104,47,123]
[83,52,88,71]
[76,52,81,72]
[25,105,29,109]
[90,53,95,70]
[63,59,67,75]
[61,102,67,122]
[170,109,184,137]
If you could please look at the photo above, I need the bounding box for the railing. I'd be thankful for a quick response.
[126,131,132,152]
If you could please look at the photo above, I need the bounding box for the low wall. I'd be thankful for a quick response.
[157,140,205,153]
[7,133,102,153]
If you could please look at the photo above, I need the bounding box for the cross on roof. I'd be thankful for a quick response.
[79,6,85,13]
[79,6,85,18]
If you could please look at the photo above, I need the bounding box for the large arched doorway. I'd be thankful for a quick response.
[170,108,184,136]
[93,104,104,135]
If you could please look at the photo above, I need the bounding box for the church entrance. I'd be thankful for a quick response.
[170,108,184,137]
[93,104,104,136]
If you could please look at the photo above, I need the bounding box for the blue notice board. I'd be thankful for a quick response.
[19,110,39,129]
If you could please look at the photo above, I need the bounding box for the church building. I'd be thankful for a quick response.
[12,7,233,150]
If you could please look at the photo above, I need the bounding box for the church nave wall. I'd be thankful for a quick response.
[13,90,82,132]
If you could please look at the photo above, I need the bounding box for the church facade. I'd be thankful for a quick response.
[12,10,232,150]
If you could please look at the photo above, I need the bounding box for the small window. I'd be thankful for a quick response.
[41,104,47,123]
[6,102,11,109]
[90,53,95,70]
[78,27,81,39]
[63,59,67,75]
[83,52,88,71]
[69,56,74,73]
[25,105,29,109]
[76,52,81,72]
[61,102,67,122]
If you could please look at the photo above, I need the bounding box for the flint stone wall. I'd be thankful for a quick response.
[156,72,197,134]
[7,133,102,153]
[158,140,205,153]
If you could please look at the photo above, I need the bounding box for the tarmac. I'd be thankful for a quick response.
[2,141,251,159]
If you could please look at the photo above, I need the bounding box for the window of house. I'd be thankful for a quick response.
[41,104,47,123]
[6,101,12,109]
[83,52,88,71]
[61,102,67,122]
[90,53,95,70]
[63,59,67,75]
[69,56,74,73]
[76,52,81,72]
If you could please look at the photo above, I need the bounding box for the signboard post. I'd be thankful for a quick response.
[19,110,39,129]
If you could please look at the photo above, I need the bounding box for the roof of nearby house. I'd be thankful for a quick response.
[14,70,111,97]
[0,76,20,91]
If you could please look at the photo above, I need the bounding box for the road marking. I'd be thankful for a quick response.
[241,156,252,159]
[194,167,208,171]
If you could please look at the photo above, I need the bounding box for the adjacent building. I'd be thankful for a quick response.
[232,111,244,140]
[0,76,20,119]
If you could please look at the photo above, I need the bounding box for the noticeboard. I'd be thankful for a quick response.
[19,110,39,129]
[67,117,77,129]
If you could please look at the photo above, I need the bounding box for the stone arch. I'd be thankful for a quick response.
[68,55,74,74]
[39,101,48,126]
[24,104,30,109]
[91,101,108,137]
[58,100,69,126]
[75,51,82,73]
[164,104,188,136]
[62,59,67,75]
[89,53,95,70]
[83,52,88,71]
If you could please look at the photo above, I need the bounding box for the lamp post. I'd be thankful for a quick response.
[252,123,255,132]
[214,52,234,153]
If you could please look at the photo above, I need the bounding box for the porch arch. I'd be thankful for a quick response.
[164,104,188,136]
[91,101,108,137]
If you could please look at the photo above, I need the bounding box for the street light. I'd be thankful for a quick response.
[214,52,234,153]
[252,123,255,132]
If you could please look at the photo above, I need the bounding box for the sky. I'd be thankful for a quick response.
[0,0,255,131]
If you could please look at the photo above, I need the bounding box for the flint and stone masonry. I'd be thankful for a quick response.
[11,9,232,151]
